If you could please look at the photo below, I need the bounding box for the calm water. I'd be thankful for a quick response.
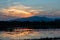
[0,29,60,40]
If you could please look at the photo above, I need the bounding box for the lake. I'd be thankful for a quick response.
[0,29,60,40]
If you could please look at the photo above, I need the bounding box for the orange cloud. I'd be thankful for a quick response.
[0,5,40,18]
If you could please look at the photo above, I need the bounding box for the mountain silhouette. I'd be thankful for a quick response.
[9,16,55,22]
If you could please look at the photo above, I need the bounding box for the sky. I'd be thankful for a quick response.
[0,0,60,21]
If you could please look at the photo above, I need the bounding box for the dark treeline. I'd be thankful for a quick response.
[5,37,59,40]
[23,37,60,40]
[0,19,60,31]
[0,37,60,40]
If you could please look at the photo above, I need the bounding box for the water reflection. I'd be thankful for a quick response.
[0,29,60,40]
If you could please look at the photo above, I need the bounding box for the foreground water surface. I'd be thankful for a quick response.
[0,29,60,40]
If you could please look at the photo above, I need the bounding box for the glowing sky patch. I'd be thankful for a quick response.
[0,4,40,18]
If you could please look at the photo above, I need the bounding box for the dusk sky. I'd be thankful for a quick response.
[0,0,60,21]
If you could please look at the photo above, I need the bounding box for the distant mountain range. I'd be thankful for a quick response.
[9,16,56,22]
